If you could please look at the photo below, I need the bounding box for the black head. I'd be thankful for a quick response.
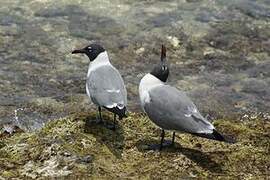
[150,45,169,82]
[72,44,105,61]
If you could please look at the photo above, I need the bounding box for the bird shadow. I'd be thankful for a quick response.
[83,113,124,159]
[136,139,224,173]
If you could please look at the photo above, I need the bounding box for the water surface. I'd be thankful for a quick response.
[0,0,269,130]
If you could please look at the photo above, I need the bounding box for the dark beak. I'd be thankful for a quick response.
[161,45,166,62]
[72,49,86,54]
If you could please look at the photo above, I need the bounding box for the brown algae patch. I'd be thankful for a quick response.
[0,112,269,179]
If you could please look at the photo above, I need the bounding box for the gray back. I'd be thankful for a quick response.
[144,85,213,133]
[87,65,127,108]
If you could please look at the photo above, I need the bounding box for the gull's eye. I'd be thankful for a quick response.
[87,46,92,52]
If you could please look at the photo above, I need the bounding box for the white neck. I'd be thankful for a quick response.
[139,73,164,93]
[139,73,164,91]
[87,51,111,76]
[139,73,164,109]
[90,51,110,66]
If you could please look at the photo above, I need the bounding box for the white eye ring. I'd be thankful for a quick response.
[87,47,92,52]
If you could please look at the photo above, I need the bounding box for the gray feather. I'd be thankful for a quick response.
[144,85,214,133]
[86,65,127,109]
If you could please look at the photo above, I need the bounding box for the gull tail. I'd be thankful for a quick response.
[104,106,127,120]
[192,129,236,144]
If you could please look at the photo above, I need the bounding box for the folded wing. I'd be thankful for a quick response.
[87,65,127,117]
[144,85,214,133]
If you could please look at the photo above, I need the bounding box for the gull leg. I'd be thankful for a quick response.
[97,106,103,123]
[160,129,165,151]
[172,132,175,146]
[113,113,116,131]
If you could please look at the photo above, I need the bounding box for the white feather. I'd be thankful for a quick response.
[139,73,164,110]
[107,89,120,93]
[87,51,111,77]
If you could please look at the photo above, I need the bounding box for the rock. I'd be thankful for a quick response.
[0,113,269,178]
[167,36,180,48]
[77,155,94,163]
[135,47,145,54]
[2,123,16,134]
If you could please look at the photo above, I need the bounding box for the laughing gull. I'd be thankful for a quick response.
[139,45,234,150]
[72,44,127,129]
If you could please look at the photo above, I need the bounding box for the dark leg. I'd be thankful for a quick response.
[160,129,165,151]
[113,113,116,130]
[172,132,175,146]
[97,106,103,123]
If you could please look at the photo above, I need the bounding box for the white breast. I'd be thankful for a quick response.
[139,73,164,110]
[86,51,111,98]
[87,51,111,77]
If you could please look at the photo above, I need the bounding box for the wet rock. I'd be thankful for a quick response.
[77,155,94,164]
[186,0,203,2]
[2,123,23,134]
[146,11,182,27]
[242,79,268,96]
[246,61,270,78]
[167,36,180,48]
[135,47,145,54]
[195,11,214,23]
[233,0,270,19]
[0,0,270,131]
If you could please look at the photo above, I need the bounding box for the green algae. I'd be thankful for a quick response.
[0,112,269,179]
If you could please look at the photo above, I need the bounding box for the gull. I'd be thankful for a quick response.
[72,44,127,129]
[139,45,234,150]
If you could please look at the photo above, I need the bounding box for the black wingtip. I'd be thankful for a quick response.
[212,129,236,144]
[104,106,127,120]
[192,129,236,144]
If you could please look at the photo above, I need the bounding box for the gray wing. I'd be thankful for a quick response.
[144,85,214,133]
[87,65,127,109]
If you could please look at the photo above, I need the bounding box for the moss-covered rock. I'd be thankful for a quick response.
[0,112,269,179]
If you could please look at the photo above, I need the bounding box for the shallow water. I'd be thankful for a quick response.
[0,0,269,131]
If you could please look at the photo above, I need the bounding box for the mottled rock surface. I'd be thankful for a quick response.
[0,112,269,179]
